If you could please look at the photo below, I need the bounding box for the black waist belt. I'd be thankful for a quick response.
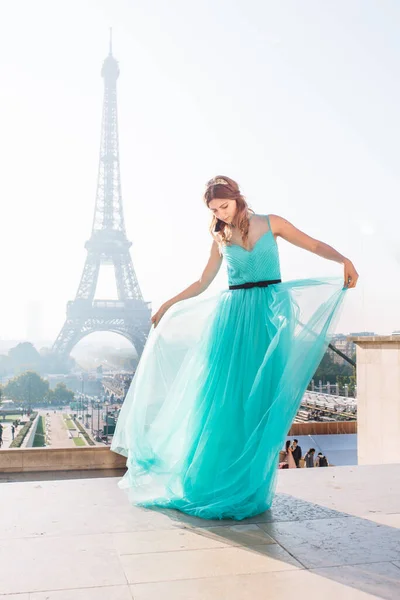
[229,279,281,290]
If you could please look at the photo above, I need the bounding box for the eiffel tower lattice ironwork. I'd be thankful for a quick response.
[53,36,151,357]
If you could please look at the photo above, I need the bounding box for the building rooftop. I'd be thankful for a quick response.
[0,463,399,599]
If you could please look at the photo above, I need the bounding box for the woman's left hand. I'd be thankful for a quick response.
[343,259,359,289]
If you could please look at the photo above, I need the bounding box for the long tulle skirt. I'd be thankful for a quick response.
[111,277,346,520]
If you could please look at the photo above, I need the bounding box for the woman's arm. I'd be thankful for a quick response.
[152,240,223,327]
[269,214,359,288]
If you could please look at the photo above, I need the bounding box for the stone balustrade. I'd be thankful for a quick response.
[0,446,126,473]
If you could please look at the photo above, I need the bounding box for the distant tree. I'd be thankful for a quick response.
[0,355,11,377]
[39,349,75,374]
[8,343,41,373]
[313,350,354,384]
[5,371,49,407]
[47,382,74,406]
[337,374,356,396]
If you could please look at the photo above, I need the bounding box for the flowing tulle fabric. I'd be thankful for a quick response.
[112,276,346,520]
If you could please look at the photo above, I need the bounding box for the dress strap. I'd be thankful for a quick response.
[265,214,272,231]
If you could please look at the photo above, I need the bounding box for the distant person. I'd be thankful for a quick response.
[291,439,302,468]
[304,448,316,468]
[316,452,329,467]
[11,425,15,440]
[279,440,296,469]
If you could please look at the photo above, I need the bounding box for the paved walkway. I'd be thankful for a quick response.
[0,464,399,598]
[1,410,100,450]
[43,410,79,448]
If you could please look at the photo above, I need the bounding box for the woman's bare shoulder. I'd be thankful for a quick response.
[253,213,284,222]
[267,213,284,222]
[251,213,273,225]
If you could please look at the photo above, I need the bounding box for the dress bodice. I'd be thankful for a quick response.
[221,219,281,286]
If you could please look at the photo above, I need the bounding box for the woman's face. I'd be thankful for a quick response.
[208,198,237,225]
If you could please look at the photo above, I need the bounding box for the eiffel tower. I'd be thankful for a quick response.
[53,35,151,358]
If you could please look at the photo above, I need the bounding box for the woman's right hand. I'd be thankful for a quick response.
[343,259,359,289]
[151,302,171,328]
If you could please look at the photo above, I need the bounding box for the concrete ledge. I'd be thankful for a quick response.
[0,446,127,473]
[288,420,357,436]
[348,335,400,343]
[1,424,357,474]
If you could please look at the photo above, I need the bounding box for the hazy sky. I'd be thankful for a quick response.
[1,0,400,348]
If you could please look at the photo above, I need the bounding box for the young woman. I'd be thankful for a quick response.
[112,175,358,520]
[279,441,297,469]
[304,448,316,468]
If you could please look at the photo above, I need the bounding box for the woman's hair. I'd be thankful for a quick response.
[203,175,253,245]
[285,440,291,451]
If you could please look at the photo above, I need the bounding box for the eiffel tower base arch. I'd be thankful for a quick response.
[53,300,151,358]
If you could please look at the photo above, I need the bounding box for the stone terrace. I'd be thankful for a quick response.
[0,463,399,599]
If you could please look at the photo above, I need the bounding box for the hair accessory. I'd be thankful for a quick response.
[213,178,229,186]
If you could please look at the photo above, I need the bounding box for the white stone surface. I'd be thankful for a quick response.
[0,465,399,599]
[352,337,400,465]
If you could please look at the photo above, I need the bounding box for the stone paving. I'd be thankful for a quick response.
[0,463,399,598]
[44,411,76,448]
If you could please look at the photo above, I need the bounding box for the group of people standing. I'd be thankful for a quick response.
[279,439,329,469]
[0,421,16,448]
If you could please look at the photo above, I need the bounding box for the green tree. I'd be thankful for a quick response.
[337,374,356,396]
[5,371,49,408]
[47,382,74,406]
[313,350,354,384]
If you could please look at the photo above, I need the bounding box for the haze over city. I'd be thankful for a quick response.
[1,0,400,352]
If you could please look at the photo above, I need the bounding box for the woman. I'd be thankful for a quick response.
[279,441,297,469]
[112,175,358,520]
[304,448,316,468]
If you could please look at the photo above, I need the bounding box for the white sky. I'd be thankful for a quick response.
[1,0,399,346]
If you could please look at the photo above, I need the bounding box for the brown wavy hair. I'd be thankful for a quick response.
[203,175,253,246]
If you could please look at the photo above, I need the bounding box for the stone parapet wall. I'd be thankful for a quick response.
[0,447,127,473]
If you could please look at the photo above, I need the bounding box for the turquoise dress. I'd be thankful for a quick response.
[112,215,346,520]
